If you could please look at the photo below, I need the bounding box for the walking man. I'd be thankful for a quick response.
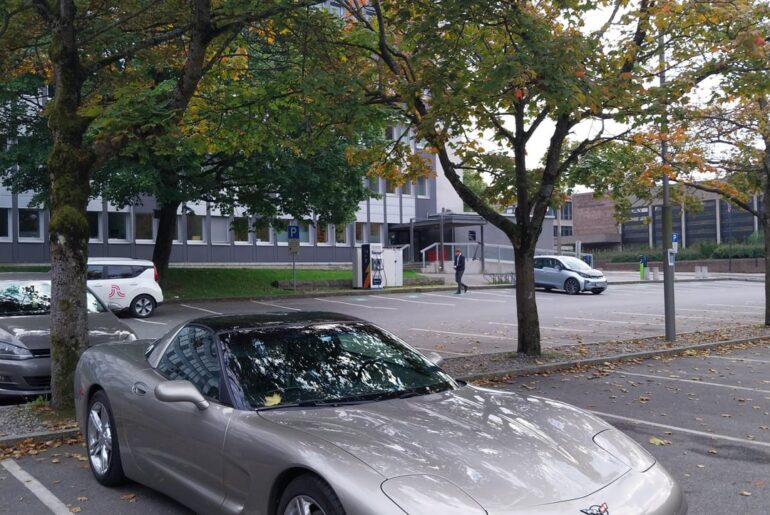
[454,248,468,294]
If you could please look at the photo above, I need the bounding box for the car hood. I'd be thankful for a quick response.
[0,312,135,350]
[260,386,630,511]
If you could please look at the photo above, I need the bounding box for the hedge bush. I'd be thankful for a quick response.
[594,238,765,263]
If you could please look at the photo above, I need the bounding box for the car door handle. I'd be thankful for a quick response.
[92,283,103,287]
[132,382,148,396]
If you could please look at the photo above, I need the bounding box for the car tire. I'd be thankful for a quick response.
[130,294,155,318]
[564,278,580,295]
[278,474,346,515]
[86,390,127,487]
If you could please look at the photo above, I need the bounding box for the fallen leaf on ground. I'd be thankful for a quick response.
[649,436,671,446]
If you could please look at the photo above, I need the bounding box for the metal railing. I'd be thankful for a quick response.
[418,242,593,271]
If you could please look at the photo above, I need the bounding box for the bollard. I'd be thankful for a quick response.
[644,267,650,280]
[652,267,660,281]
[702,265,708,279]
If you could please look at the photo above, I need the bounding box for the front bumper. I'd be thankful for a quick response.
[0,357,51,396]
[488,462,687,514]
[583,279,607,291]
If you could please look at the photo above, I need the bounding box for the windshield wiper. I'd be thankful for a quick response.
[256,398,372,411]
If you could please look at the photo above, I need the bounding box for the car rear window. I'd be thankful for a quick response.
[0,281,107,316]
[105,265,146,279]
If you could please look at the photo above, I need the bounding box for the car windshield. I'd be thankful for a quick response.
[220,323,457,409]
[560,256,592,271]
[0,281,107,316]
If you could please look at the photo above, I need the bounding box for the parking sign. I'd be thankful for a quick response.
[288,225,300,240]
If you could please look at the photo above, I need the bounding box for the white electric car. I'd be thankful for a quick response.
[86,258,164,318]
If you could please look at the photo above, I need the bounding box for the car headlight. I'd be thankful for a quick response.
[0,341,34,360]
[121,331,137,341]
[382,475,485,515]
[594,428,656,472]
[577,271,593,279]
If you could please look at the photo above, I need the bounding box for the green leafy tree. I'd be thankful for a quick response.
[0,0,327,409]
[336,0,656,355]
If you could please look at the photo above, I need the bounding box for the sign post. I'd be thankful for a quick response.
[288,225,300,291]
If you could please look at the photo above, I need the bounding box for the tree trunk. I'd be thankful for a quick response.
[513,244,541,355]
[47,0,93,410]
[152,202,180,286]
[764,182,770,326]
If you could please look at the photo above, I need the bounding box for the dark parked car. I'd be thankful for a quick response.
[0,273,137,396]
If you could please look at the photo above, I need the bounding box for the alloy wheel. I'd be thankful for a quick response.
[87,401,113,476]
[133,297,153,317]
[283,495,327,515]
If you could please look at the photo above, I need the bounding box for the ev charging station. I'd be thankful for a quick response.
[353,244,403,288]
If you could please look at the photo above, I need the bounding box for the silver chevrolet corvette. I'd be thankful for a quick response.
[75,312,687,515]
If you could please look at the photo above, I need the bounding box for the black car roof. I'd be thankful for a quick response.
[191,312,366,332]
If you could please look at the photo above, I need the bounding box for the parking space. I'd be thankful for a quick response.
[495,344,770,515]
[122,280,766,358]
[3,342,768,513]
[0,446,191,514]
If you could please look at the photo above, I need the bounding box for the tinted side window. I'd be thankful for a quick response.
[106,265,137,279]
[133,266,149,277]
[87,265,104,280]
[533,258,543,269]
[157,326,221,399]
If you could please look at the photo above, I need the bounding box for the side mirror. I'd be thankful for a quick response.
[155,380,209,410]
[108,302,122,311]
[427,352,445,368]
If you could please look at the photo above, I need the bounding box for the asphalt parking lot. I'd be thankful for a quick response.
[123,279,765,357]
[1,342,768,514]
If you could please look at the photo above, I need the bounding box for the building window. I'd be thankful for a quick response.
[186,213,205,242]
[355,222,366,244]
[210,216,230,244]
[416,177,428,197]
[561,202,573,220]
[386,180,397,194]
[316,224,330,245]
[562,226,573,236]
[107,212,129,241]
[369,178,381,194]
[18,209,42,239]
[369,223,381,243]
[0,208,11,239]
[233,217,251,243]
[402,181,412,196]
[135,213,154,241]
[275,226,288,243]
[384,126,396,140]
[87,212,101,241]
[255,224,271,244]
[299,221,310,243]
[335,225,348,245]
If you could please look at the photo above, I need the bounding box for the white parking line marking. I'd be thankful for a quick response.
[180,304,222,315]
[612,311,708,320]
[410,328,510,340]
[413,346,470,356]
[677,308,748,314]
[488,321,593,333]
[133,319,168,325]
[588,410,770,449]
[473,291,516,298]
[251,300,301,311]
[616,371,770,394]
[707,303,762,309]
[314,298,397,310]
[706,355,770,365]
[421,292,506,303]
[1,459,72,515]
[561,317,643,325]
[370,296,454,307]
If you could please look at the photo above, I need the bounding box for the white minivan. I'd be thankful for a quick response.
[86,258,164,318]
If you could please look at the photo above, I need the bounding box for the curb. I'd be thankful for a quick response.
[454,335,766,383]
[0,427,80,449]
[161,277,757,305]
